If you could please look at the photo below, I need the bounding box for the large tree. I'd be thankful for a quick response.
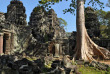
[74,0,109,61]
[39,0,110,62]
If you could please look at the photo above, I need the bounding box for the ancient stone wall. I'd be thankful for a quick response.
[29,6,52,43]
[29,7,67,43]
[28,6,68,56]
[0,2,68,56]
[10,25,48,56]
[11,25,32,54]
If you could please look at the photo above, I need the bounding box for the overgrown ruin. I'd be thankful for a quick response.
[0,0,69,57]
[0,0,110,58]
[0,0,110,74]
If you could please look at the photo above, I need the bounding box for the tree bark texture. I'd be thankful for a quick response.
[73,0,110,62]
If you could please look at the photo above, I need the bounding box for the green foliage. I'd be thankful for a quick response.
[71,61,77,65]
[96,10,110,38]
[106,0,110,7]
[107,67,110,71]
[44,60,52,69]
[87,0,104,9]
[85,7,94,12]
[58,18,67,26]
[104,27,110,38]
[96,10,110,26]
[33,6,44,12]
[39,0,104,14]
[44,63,52,68]
[96,10,107,25]
[100,25,108,38]
[39,0,60,4]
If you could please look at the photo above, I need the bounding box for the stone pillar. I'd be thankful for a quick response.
[0,33,3,54]
[5,33,11,54]
[59,44,63,56]
[55,43,60,57]
[10,33,14,51]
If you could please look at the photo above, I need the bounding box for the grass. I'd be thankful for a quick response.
[78,65,110,74]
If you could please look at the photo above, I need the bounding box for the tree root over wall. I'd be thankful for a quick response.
[73,27,110,62]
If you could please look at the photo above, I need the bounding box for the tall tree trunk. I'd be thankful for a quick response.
[73,0,110,62]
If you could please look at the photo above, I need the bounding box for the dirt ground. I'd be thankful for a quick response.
[99,60,110,65]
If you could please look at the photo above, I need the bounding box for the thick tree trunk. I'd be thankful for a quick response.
[73,0,110,62]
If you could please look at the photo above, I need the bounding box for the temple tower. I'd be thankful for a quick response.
[85,7,101,38]
[6,0,27,25]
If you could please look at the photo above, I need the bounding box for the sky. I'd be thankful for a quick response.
[0,0,110,32]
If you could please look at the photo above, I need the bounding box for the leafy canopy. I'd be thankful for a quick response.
[96,10,110,38]
[39,0,104,14]
[106,0,110,7]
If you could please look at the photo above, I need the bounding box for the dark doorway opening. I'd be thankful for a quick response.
[52,46,55,56]
[3,34,8,53]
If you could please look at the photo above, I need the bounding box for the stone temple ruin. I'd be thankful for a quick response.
[0,1,110,74]
[0,0,110,57]
[0,0,69,57]
[6,0,27,25]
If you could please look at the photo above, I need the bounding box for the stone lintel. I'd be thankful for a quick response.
[2,29,12,33]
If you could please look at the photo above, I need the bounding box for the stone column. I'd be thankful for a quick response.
[0,33,3,54]
[59,44,63,56]
[10,33,14,51]
[55,43,60,57]
[5,33,11,54]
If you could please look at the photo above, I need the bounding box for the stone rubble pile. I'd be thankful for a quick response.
[0,55,109,74]
[0,55,80,74]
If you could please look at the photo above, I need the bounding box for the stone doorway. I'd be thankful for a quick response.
[3,33,11,54]
[3,34,8,53]
[0,29,14,55]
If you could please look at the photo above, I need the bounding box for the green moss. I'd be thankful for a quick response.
[44,63,52,69]
[107,67,110,71]
[78,65,108,74]
[71,61,77,65]
[26,57,37,61]
[44,61,52,69]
